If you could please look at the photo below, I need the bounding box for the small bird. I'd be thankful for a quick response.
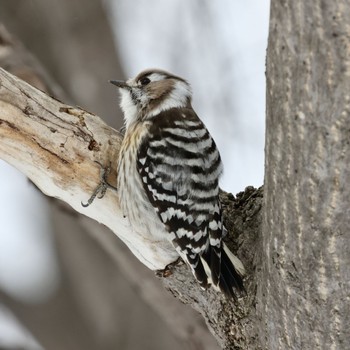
[94,69,245,298]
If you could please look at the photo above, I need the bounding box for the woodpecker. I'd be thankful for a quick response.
[88,69,245,298]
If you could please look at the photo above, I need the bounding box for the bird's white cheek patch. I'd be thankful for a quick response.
[120,90,138,127]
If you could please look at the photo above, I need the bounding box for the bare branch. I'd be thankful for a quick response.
[0,67,129,243]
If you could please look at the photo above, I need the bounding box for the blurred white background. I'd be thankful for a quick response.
[107,0,269,193]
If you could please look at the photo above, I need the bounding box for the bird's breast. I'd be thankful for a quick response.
[117,122,169,242]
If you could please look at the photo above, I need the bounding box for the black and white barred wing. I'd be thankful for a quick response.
[136,108,225,289]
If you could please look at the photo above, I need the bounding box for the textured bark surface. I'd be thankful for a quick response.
[259,1,350,349]
[0,68,122,215]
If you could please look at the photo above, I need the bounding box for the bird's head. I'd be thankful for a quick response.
[110,69,192,127]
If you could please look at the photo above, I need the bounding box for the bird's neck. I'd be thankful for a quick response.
[120,81,192,129]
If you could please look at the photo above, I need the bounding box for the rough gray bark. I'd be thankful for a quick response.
[258,1,350,349]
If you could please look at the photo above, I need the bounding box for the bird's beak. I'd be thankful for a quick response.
[109,80,130,90]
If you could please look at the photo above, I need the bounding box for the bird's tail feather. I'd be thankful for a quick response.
[184,243,245,298]
[218,243,245,299]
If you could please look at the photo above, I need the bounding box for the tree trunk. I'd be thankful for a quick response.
[259,1,350,349]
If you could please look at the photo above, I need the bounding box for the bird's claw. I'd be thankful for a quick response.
[81,161,118,207]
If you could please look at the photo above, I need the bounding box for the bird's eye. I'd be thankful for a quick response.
[140,77,151,86]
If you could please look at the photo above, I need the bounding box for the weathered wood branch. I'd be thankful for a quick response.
[0,67,262,349]
[0,67,124,235]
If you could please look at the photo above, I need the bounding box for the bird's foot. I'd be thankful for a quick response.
[81,161,117,207]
